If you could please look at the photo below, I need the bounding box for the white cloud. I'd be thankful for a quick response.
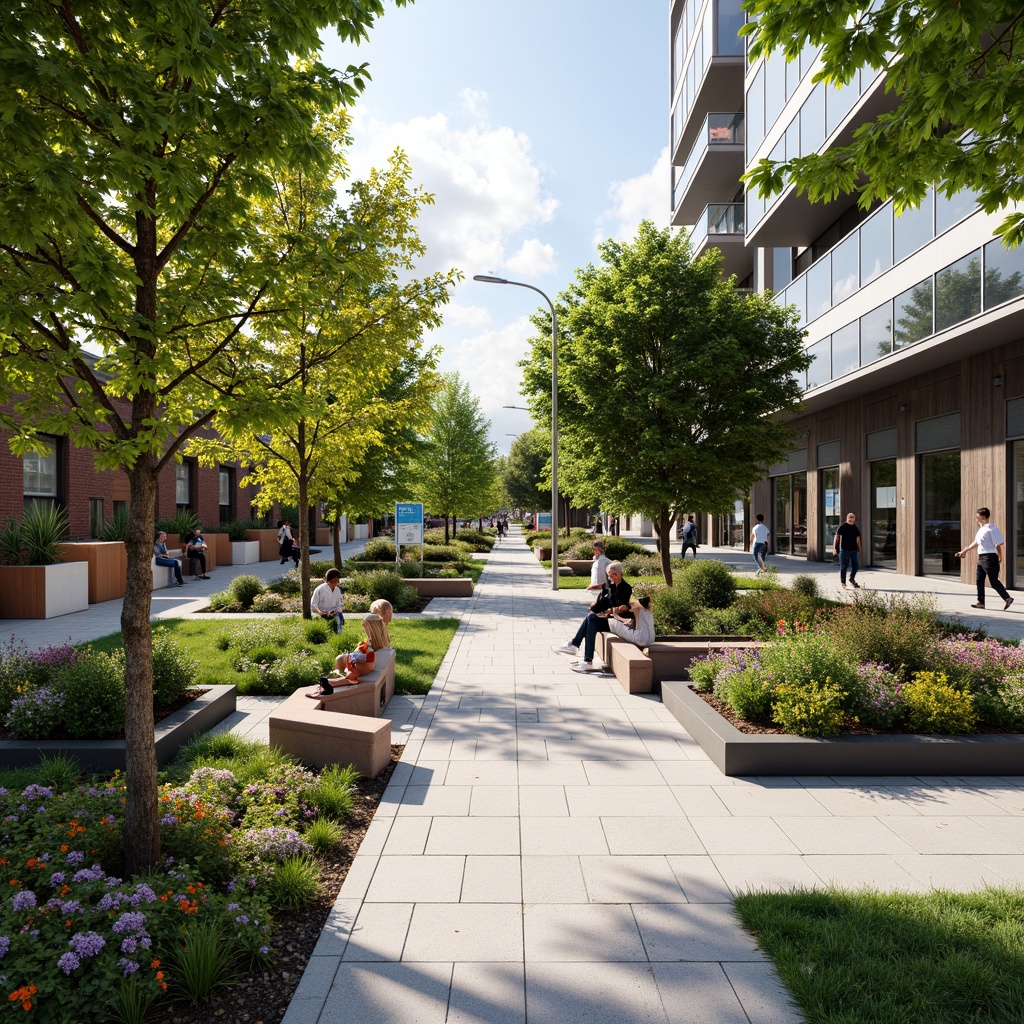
[444,303,493,328]
[595,146,671,245]
[506,238,558,277]
[346,99,558,278]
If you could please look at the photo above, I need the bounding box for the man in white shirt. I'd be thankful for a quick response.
[310,568,345,632]
[750,514,769,575]
[956,506,1014,611]
[587,539,610,592]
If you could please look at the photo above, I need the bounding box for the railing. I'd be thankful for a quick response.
[673,112,745,211]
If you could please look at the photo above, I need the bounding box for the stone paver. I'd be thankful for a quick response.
[11,528,1024,1024]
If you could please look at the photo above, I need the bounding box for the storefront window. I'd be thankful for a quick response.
[870,459,897,568]
[822,467,840,563]
[920,450,961,577]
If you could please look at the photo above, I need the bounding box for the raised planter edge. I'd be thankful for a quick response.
[0,685,237,772]
[662,681,1024,777]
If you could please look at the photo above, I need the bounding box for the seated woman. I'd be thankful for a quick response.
[608,595,655,649]
[364,599,393,649]
[553,561,632,673]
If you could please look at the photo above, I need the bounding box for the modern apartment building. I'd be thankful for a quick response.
[670,0,1024,584]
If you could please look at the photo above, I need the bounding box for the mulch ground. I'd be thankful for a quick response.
[148,745,403,1024]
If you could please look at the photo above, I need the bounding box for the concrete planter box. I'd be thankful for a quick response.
[405,577,474,598]
[536,546,552,561]
[151,551,183,590]
[58,541,127,603]
[244,528,279,561]
[565,558,594,577]
[0,562,90,619]
[231,540,261,565]
[0,685,237,772]
[662,681,1024,777]
[205,533,232,565]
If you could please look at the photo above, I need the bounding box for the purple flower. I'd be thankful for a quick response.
[113,911,146,934]
[12,890,37,912]
[235,914,249,925]
[259,945,270,955]
[131,884,157,905]
[0,935,10,959]
[161,814,179,826]
[68,931,106,958]
[66,851,84,865]
[48,871,66,888]
[118,957,139,975]
[21,784,53,801]
[72,867,106,884]
[58,951,80,975]
[120,936,138,954]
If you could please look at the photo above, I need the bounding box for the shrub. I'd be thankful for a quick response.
[848,662,906,729]
[155,509,201,538]
[692,606,757,635]
[308,558,337,579]
[267,855,321,911]
[601,537,648,561]
[304,619,331,645]
[621,552,663,577]
[251,592,284,613]
[761,632,858,693]
[935,635,1024,692]
[791,574,819,599]
[688,653,724,692]
[305,817,344,855]
[98,507,130,542]
[397,560,424,577]
[650,584,694,635]
[56,650,125,739]
[165,920,244,1003]
[902,671,977,734]
[0,503,70,565]
[736,587,820,638]
[678,559,736,610]
[207,590,233,610]
[0,634,32,715]
[771,679,850,737]
[229,574,265,610]
[360,538,397,561]
[243,650,322,694]
[988,673,1024,729]
[343,569,418,611]
[225,518,255,541]
[5,686,66,740]
[151,628,198,709]
[712,648,776,721]
[422,544,464,562]
[230,621,290,655]
[450,529,493,552]
[314,764,358,820]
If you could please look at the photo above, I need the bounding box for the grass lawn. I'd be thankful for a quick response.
[734,886,1024,1024]
[87,615,458,695]
[549,572,779,592]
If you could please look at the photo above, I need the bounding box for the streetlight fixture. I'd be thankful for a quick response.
[474,274,559,591]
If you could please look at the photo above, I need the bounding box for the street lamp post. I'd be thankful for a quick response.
[474,274,559,591]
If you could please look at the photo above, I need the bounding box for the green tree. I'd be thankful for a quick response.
[195,146,451,614]
[0,0,401,873]
[414,373,497,541]
[742,1,1024,244]
[503,428,549,511]
[520,222,809,584]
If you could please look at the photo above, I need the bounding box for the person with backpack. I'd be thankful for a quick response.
[681,515,697,559]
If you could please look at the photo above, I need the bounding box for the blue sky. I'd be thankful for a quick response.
[323,0,670,452]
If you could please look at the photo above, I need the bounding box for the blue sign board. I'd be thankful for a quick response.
[395,503,424,546]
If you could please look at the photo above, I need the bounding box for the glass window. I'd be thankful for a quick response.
[859,202,892,284]
[785,117,799,164]
[717,0,744,55]
[786,50,802,99]
[772,247,792,290]
[822,466,840,563]
[807,338,831,389]
[786,271,807,327]
[831,321,859,378]
[219,467,234,524]
[921,450,961,577]
[792,472,807,556]
[893,190,934,264]
[806,255,831,322]
[984,237,1024,309]
[800,82,825,154]
[831,233,858,304]
[935,251,981,332]
[1014,440,1024,587]
[673,18,685,88]
[89,498,104,539]
[799,39,819,79]
[746,65,765,158]
[893,279,933,348]
[175,461,191,508]
[861,300,893,363]
[764,51,787,134]
[870,458,898,568]
[774,476,792,554]
[825,74,859,137]
[23,436,58,498]
[935,188,979,235]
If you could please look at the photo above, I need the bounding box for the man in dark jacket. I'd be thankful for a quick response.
[553,561,633,672]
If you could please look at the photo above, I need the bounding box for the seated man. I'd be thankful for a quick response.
[311,568,345,633]
[184,528,210,580]
[553,561,632,673]
[153,531,185,587]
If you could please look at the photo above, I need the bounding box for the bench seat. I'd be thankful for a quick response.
[151,550,183,591]
[596,633,653,694]
[317,648,395,717]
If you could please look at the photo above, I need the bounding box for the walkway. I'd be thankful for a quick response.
[277,532,1024,1024]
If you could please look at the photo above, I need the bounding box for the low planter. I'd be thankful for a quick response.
[405,577,474,598]
[564,558,594,577]
[662,681,1024,777]
[205,532,232,565]
[0,562,90,619]
[0,685,237,771]
[244,528,280,561]
[536,546,552,561]
[231,540,261,565]
[58,540,127,603]
[316,527,332,545]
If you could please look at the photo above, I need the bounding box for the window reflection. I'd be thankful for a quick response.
[935,251,980,332]
[807,338,830,389]
[859,203,892,284]
[893,191,934,264]
[806,256,831,322]
[831,322,859,378]
[801,82,825,153]
[894,279,933,348]
[935,188,980,235]
[831,233,858,303]
[718,0,744,55]
[984,238,1024,309]
[861,300,893,363]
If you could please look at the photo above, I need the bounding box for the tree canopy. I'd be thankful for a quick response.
[742,1,1024,245]
[503,428,550,511]
[0,0,403,872]
[520,221,809,583]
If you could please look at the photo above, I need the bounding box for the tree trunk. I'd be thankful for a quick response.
[298,447,312,619]
[122,460,161,874]
[444,515,450,544]
[332,518,342,567]
[655,503,675,586]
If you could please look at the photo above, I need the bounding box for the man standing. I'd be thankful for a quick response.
[956,507,1015,611]
[311,568,346,632]
[750,514,769,574]
[681,516,698,560]
[587,539,611,593]
[833,512,863,589]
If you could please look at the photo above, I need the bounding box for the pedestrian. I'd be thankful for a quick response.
[311,568,346,633]
[680,515,697,559]
[750,514,769,574]
[553,561,632,672]
[833,512,863,589]
[587,539,611,593]
[956,507,1015,611]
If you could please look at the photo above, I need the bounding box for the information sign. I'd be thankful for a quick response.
[395,503,424,545]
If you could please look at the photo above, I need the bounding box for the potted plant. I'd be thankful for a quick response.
[0,505,89,618]
[228,518,260,564]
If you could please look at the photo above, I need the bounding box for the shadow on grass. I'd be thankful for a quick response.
[734,885,1024,1023]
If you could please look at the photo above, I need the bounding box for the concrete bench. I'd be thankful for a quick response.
[268,693,391,778]
[317,648,395,718]
[405,577,474,597]
[151,550,183,591]
[596,633,653,695]
[644,640,763,684]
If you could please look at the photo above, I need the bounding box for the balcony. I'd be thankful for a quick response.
[689,203,752,280]
[672,113,745,225]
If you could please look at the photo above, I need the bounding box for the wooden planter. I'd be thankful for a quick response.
[231,540,261,565]
[205,533,231,566]
[58,540,127,603]
[0,562,89,619]
[244,528,280,561]
[315,527,332,545]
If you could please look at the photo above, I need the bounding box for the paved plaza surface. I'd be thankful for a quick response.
[6,530,1024,1023]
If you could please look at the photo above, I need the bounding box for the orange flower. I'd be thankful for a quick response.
[150,959,160,969]
[156,971,165,981]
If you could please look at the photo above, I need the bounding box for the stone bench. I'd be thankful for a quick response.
[596,633,653,695]
[405,577,474,598]
[151,550,183,591]
[317,648,395,718]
